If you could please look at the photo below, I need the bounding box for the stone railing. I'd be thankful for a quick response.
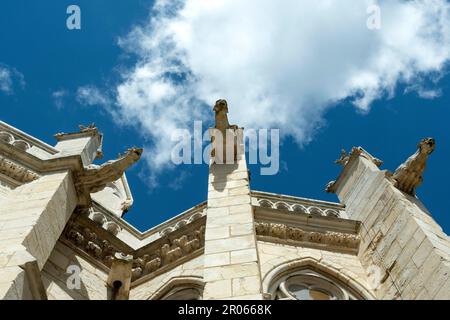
[251,191,346,219]
[0,121,59,155]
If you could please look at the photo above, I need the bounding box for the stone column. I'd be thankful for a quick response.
[0,171,77,299]
[332,152,450,300]
[203,128,263,300]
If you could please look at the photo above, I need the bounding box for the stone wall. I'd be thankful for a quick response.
[334,154,450,299]
[42,241,109,300]
[0,171,77,299]
[130,255,204,300]
[257,241,374,298]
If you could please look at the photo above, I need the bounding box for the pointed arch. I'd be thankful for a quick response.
[263,257,375,300]
[147,276,205,300]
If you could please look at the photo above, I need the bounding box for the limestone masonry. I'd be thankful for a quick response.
[0,102,449,300]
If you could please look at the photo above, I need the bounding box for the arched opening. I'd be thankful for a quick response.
[264,258,375,300]
[148,276,204,300]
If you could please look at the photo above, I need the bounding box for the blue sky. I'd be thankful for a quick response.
[1,0,449,234]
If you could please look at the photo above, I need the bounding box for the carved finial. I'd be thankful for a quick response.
[392,137,435,196]
[335,149,349,166]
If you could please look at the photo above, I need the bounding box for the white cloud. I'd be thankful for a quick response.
[77,86,111,107]
[0,64,24,94]
[107,0,450,185]
[52,90,68,109]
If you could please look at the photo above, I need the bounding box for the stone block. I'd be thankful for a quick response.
[203,280,232,299]
[204,263,260,282]
[205,235,256,255]
[205,226,230,241]
[232,276,261,296]
[231,249,258,264]
[204,252,230,267]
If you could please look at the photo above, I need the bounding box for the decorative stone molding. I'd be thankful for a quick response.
[255,222,360,250]
[252,192,343,219]
[158,209,205,237]
[131,225,205,281]
[0,155,40,184]
[66,227,117,266]
[0,130,31,152]
[0,123,59,155]
[64,220,206,283]
[87,210,122,236]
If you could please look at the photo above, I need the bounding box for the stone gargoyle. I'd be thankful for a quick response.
[213,99,238,133]
[211,99,240,162]
[76,147,143,195]
[391,138,435,196]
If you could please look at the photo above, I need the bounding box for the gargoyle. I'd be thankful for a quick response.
[392,138,435,196]
[213,99,238,133]
[211,99,240,163]
[76,147,143,195]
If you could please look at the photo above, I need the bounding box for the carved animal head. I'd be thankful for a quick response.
[418,138,435,155]
[126,147,143,160]
[213,99,228,114]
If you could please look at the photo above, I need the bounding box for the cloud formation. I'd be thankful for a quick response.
[77,86,112,107]
[104,0,450,185]
[0,64,24,95]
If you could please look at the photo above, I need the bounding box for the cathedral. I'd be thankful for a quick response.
[0,101,449,300]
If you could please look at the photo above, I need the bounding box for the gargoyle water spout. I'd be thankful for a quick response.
[76,147,143,195]
[392,138,435,196]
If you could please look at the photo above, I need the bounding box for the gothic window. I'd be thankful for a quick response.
[270,269,363,300]
[161,288,202,300]
[160,286,203,300]
[149,278,205,300]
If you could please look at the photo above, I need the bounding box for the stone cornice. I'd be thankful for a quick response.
[252,190,345,209]
[254,206,360,235]
[252,190,345,218]
[0,155,40,184]
[62,211,206,284]
[255,221,361,254]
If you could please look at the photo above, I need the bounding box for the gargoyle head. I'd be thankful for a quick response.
[126,147,143,160]
[418,138,435,155]
[213,99,228,114]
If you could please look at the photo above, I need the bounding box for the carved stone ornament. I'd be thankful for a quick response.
[210,99,242,163]
[74,147,142,206]
[0,156,40,183]
[65,223,206,282]
[335,147,383,168]
[255,222,360,249]
[391,137,435,196]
